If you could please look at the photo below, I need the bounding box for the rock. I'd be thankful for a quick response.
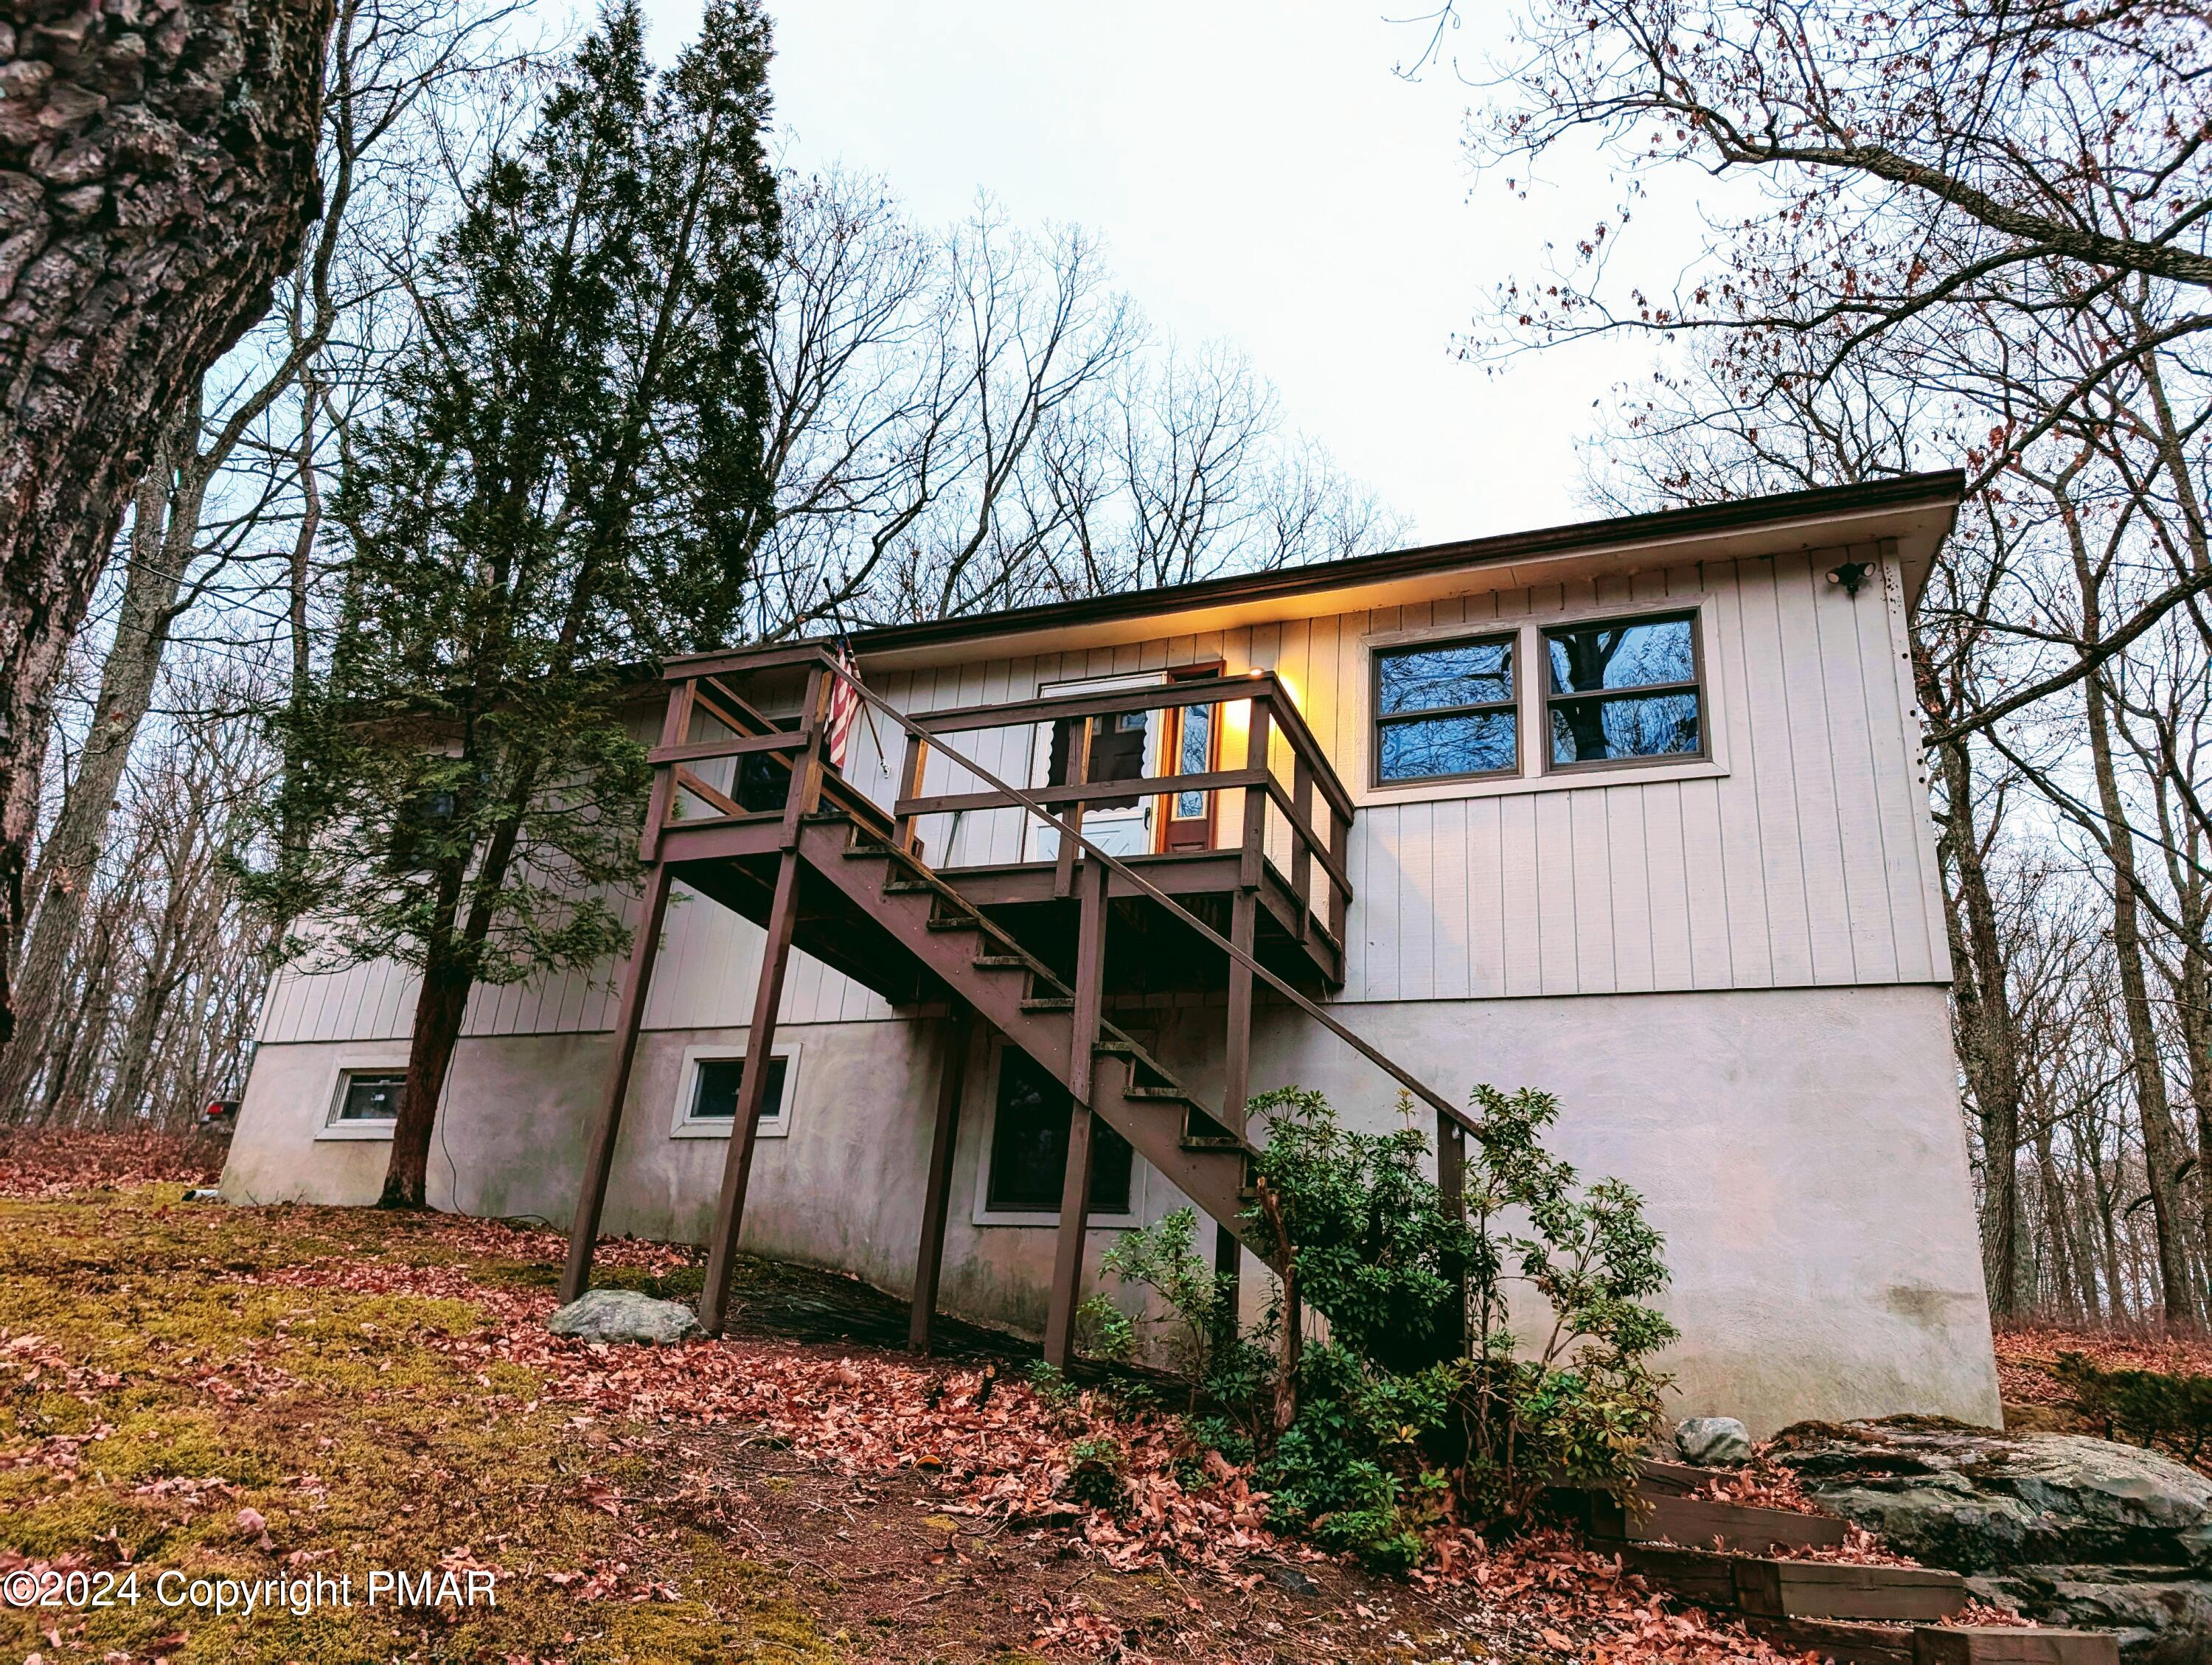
[1771,1415,2212,1656]
[1676,1416,1753,1467]
[1265,1563,1321,1597]
[546,1287,702,1346]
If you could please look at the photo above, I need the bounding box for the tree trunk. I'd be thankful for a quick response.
[380,945,471,1209]
[0,0,330,1048]
[1916,644,2025,1315]
[0,394,201,1108]
[2081,658,2197,1322]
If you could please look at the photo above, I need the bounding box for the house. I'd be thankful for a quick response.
[221,473,2002,1436]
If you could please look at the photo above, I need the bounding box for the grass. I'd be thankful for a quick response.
[0,1189,844,1664]
[0,1180,1506,1664]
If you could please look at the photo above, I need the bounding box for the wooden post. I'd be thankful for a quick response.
[893,731,928,854]
[1211,1220,1242,1358]
[698,847,803,1335]
[640,680,693,859]
[1053,718,1092,899]
[1043,855,1110,1370]
[560,861,674,1306]
[1290,752,1313,942]
[1222,889,1258,1129]
[1437,1108,1468,1356]
[908,1007,972,1353]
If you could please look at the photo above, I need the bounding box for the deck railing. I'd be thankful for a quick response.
[887,672,1353,950]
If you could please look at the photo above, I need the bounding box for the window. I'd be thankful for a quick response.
[985,1048,1133,1215]
[1544,614,1702,768]
[333,1070,404,1122]
[1373,635,1516,783]
[686,1055,789,1126]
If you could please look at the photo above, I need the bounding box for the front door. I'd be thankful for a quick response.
[1026,672,1166,863]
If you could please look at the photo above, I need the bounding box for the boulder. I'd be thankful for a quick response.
[1676,1416,1754,1467]
[1770,1416,2212,1655]
[546,1287,702,1346]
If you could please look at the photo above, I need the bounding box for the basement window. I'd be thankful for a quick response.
[672,1048,795,1139]
[984,1048,1133,1217]
[335,1071,404,1122]
[1543,614,1704,769]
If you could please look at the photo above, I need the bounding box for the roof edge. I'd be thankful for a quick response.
[846,471,1965,658]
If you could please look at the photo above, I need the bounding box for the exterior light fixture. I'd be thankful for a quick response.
[1827,561,1871,597]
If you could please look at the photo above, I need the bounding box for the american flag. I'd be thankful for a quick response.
[825,638,862,773]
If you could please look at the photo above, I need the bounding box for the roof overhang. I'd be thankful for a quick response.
[820,473,1964,674]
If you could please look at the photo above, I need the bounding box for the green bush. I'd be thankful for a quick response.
[1085,1083,1677,1573]
[2053,1352,2212,1461]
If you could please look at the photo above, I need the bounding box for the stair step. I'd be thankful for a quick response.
[1573,1490,1847,1554]
[1122,1085,1193,1102]
[1020,996,1074,1013]
[1742,1616,1913,1665]
[972,955,1029,970]
[1182,1136,1245,1151]
[924,916,979,933]
[1622,1546,1966,1624]
[883,879,934,895]
[1913,1629,2118,1665]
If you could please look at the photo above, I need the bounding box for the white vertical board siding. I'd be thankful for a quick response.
[1331,549,1946,1001]
[259,544,1949,1047]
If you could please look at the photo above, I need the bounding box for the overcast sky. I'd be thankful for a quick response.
[636,1,1681,546]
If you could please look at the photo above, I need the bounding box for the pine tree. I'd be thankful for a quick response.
[255,0,779,1206]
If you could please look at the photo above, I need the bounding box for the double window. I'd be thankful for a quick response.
[1373,612,1705,785]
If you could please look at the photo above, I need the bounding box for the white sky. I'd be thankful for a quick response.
[637,1,1690,546]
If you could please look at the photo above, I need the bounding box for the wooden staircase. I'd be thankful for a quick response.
[798,812,1265,1243]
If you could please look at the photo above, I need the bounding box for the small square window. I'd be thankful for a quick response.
[334,1070,404,1122]
[1373,635,1517,784]
[1544,615,1703,768]
[688,1056,789,1125]
[985,1048,1133,1215]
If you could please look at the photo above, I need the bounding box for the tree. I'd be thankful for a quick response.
[257,0,780,1207]
[0,0,330,1048]
[0,0,534,1118]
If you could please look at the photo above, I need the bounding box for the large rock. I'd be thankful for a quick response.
[1771,1416,2212,1655]
[1676,1417,1753,1467]
[546,1287,703,1346]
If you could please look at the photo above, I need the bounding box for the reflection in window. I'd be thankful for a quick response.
[689,1055,789,1124]
[335,1071,405,1122]
[1174,702,1212,818]
[1374,636,1517,782]
[986,1048,1133,1214]
[1545,616,1702,765]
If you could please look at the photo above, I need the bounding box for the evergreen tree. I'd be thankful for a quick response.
[254,0,779,1206]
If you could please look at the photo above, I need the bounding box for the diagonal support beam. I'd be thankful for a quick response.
[561,862,674,1306]
[698,847,803,1335]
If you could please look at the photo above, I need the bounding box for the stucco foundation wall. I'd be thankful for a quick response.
[225,980,1996,1436]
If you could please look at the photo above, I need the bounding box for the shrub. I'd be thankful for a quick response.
[1251,1085,1674,1535]
[2053,1352,2212,1462]
[1082,1083,1675,1571]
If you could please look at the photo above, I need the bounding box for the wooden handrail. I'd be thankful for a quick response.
[896,766,1272,820]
